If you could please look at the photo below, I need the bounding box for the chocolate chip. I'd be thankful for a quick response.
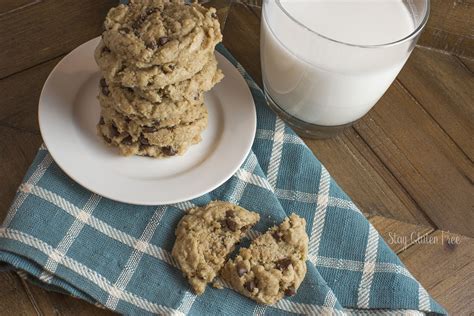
[139,135,149,145]
[121,135,133,145]
[272,231,283,241]
[211,12,217,19]
[158,36,169,46]
[143,126,158,133]
[103,136,112,144]
[132,15,146,31]
[237,266,247,277]
[226,210,235,218]
[162,146,177,156]
[146,40,157,50]
[126,87,134,94]
[284,286,296,296]
[225,218,238,232]
[124,117,131,124]
[100,78,110,96]
[275,258,292,270]
[101,86,110,96]
[99,117,105,125]
[244,280,256,292]
[145,7,159,15]
[110,124,119,137]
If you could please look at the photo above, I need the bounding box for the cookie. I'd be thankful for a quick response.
[99,86,207,126]
[102,0,222,68]
[172,201,260,295]
[95,40,212,89]
[97,57,223,118]
[97,114,207,158]
[221,214,308,305]
[132,56,224,104]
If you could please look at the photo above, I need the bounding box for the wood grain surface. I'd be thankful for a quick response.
[418,0,474,58]
[0,1,472,315]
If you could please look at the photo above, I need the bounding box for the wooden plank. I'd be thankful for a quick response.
[222,2,434,226]
[0,0,116,79]
[418,0,474,58]
[0,0,42,16]
[354,81,474,237]
[398,230,474,315]
[0,126,42,219]
[0,272,40,315]
[458,56,474,73]
[419,28,474,58]
[305,129,432,225]
[0,57,62,133]
[369,216,434,254]
[397,47,474,160]
[22,281,117,315]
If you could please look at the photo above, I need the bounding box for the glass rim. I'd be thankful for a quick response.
[274,0,431,48]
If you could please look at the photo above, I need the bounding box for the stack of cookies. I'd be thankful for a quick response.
[94,0,223,158]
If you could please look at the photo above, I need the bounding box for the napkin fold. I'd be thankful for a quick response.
[0,45,445,315]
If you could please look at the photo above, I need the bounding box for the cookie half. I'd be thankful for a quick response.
[172,201,260,294]
[102,0,222,68]
[221,214,308,305]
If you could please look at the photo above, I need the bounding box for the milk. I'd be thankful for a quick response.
[261,0,417,126]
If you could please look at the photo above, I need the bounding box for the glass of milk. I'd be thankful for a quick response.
[261,0,430,138]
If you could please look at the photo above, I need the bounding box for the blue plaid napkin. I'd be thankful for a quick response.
[0,45,445,315]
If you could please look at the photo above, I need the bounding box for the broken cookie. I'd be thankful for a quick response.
[172,201,260,294]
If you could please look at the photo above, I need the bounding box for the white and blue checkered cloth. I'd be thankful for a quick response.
[0,46,445,315]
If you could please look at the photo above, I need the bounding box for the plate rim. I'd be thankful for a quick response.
[38,37,256,205]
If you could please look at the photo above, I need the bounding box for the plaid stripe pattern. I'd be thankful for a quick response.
[0,46,445,315]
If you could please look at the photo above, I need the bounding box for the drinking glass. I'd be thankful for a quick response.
[261,0,430,138]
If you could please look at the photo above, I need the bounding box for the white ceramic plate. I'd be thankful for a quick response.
[39,37,256,205]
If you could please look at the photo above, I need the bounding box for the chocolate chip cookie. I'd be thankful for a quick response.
[133,56,224,104]
[99,87,207,127]
[172,201,260,295]
[97,114,207,158]
[102,0,222,68]
[95,39,212,90]
[221,214,308,305]
[97,57,222,118]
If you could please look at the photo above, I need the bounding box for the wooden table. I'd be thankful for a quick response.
[0,1,472,314]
